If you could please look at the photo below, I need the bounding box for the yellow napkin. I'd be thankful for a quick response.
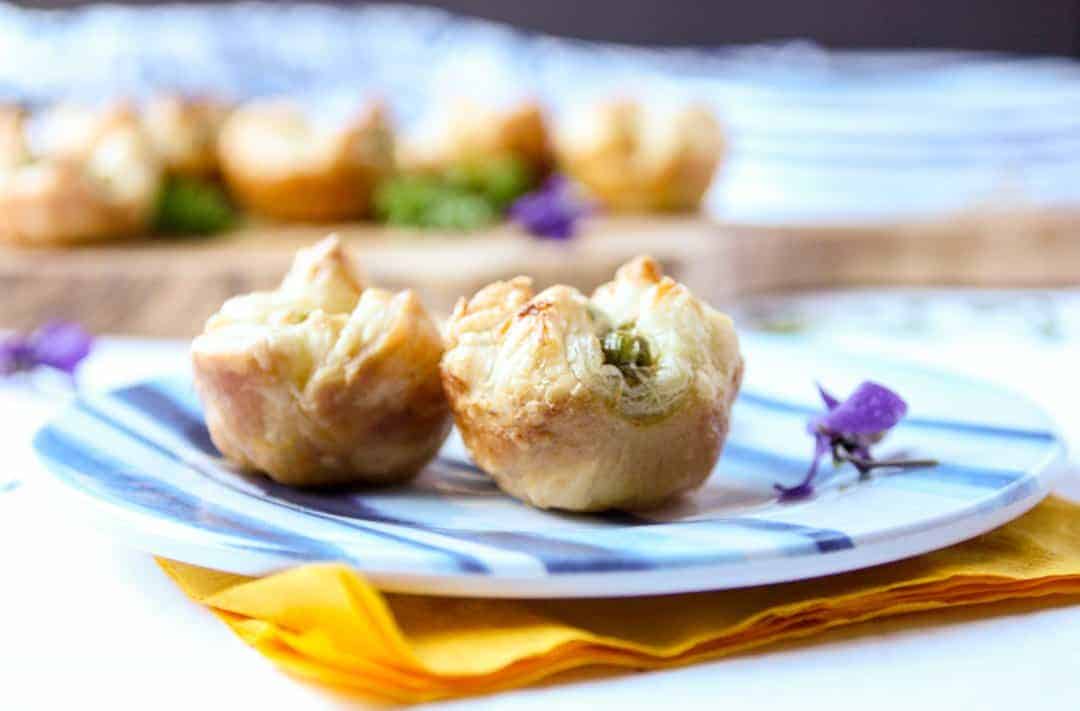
[160,497,1080,703]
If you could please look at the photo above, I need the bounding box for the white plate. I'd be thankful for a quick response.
[33,336,1066,597]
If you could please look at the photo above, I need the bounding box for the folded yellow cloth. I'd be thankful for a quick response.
[160,496,1080,703]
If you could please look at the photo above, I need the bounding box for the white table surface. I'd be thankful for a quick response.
[3,336,1079,711]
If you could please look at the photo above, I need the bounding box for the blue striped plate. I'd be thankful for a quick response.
[33,336,1067,597]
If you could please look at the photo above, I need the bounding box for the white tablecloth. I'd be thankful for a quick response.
[3,337,1078,710]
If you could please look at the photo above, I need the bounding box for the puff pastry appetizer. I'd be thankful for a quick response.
[143,95,230,179]
[217,99,394,222]
[0,105,161,246]
[192,236,450,487]
[400,99,553,177]
[556,100,724,212]
[442,256,743,511]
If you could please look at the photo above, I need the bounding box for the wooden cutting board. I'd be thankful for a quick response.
[0,217,730,338]
[2,207,1078,338]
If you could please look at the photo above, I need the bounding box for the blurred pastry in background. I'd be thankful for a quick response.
[0,105,162,245]
[36,97,230,179]
[441,255,743,512]
[142,95,230,179]
[143,95,236,236]
[217,99,394,222]
[192,235,450,487]
[556,100,724,212]
[30,101,140,161]
[399,98,553,178]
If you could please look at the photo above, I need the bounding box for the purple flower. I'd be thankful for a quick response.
[0,321,94,378]
[812,381,907,435]
[777,381,936,500]
[509,175,592,240]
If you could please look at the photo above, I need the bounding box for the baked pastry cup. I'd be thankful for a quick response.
[0,106,162,246]
[142,95,230,179]
[192,235,450,487]
[218,99,394,221]
[556,100,724,212]
[441,256,743,511]
[399,99,553,176]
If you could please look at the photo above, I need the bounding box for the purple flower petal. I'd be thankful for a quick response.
[776,432,830,500]
[819,381,907,435]
[781,380,928,499]
[27,321,94,374]
[509,174,591,240]
[806,383,842,434]
[817,382,841,410]
[0,338,30,376]
[1,321,94,378]
[0,330,39,375]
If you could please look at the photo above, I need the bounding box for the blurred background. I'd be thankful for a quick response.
[1,1,1079,376]
[13,1,1080,51]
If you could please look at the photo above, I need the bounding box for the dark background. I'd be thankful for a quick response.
[15,0,1080,55]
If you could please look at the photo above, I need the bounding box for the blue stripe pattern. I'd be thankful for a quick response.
[75,398,494,574]
[34,427,351,563]
[32,371,1064,580]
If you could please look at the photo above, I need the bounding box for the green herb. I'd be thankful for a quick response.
[153,177,236,235]
[373,156,535,232]
[601,326,654,385]
[374,176,499,231]
[423,191,499,230]
[443,156,534,210]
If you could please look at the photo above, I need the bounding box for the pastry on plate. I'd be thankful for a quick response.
[399,99,553,177]
[192,235,450,487]
[0,105,162,246]
[142,95,230,179]
[217,99,394,221]
[555,100,724,212]
[441,255,743,511]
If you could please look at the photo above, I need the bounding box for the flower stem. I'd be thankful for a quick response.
[843,455,939,472]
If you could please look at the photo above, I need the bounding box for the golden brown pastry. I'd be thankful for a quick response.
[217,99,394,221]
[441,256,743,512]
[192,235,450,487]
[0,105,162,246]
[142,95,230,179]
[400,99,553,176]
[556,100,724,212]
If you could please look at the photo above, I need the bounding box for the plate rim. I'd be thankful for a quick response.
[32,366,1069,598]
[34,445,1065,597]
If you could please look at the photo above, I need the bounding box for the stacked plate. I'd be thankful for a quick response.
[702,51,1080,223]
